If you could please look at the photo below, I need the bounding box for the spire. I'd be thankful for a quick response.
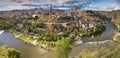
[50,4,52,11]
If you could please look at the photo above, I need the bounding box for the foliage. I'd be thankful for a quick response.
[0,46,21,58]
[75,10,120,58]
[0,22,13,30]
[7,48,21,58]
[55,37,72,58]
[106,50,120,58]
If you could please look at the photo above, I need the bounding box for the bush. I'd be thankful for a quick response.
[7,48,21,58]
[55,37,72,58]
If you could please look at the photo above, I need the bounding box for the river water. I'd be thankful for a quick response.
[70,19,116,57]
[0,20,115,58]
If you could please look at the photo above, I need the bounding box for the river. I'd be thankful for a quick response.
[70,19,116,57]
[0,19,115,58]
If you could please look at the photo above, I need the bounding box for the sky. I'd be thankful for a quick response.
[0,0,120,11]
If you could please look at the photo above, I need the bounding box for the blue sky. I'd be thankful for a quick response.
[0,0,120,11]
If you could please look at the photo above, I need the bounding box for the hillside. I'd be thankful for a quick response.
[75,10,120,58]
[0,9,105,49]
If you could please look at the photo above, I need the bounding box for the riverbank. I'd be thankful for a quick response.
[10,30,55,51]
[10,26,106,51]
[0,19,116,58]
[8,18,106,51]
[0,9,118,58]
[0,46,21,58]
[73,31,120,58]
[70,19,116,58]
[0,31,21,58]
[0,32,56,58]
[0,9,106,52]
[7,20,112,53]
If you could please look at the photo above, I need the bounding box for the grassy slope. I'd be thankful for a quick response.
[75,10,120,58]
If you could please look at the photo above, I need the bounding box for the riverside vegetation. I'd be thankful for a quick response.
[0,9,105,46]
[75,10,120,58]
[0,46,21,58]
[0,9,107,58]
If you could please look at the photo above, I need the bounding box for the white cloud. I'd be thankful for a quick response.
[0,0,120,11]
[84,4,120,11]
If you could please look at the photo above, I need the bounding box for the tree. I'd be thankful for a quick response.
[55,37,72,58]
[7,48,21,58]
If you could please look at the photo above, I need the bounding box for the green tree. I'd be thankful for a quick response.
[55,37,72,58]
[106,51,120,58]
[7,48,21,58]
